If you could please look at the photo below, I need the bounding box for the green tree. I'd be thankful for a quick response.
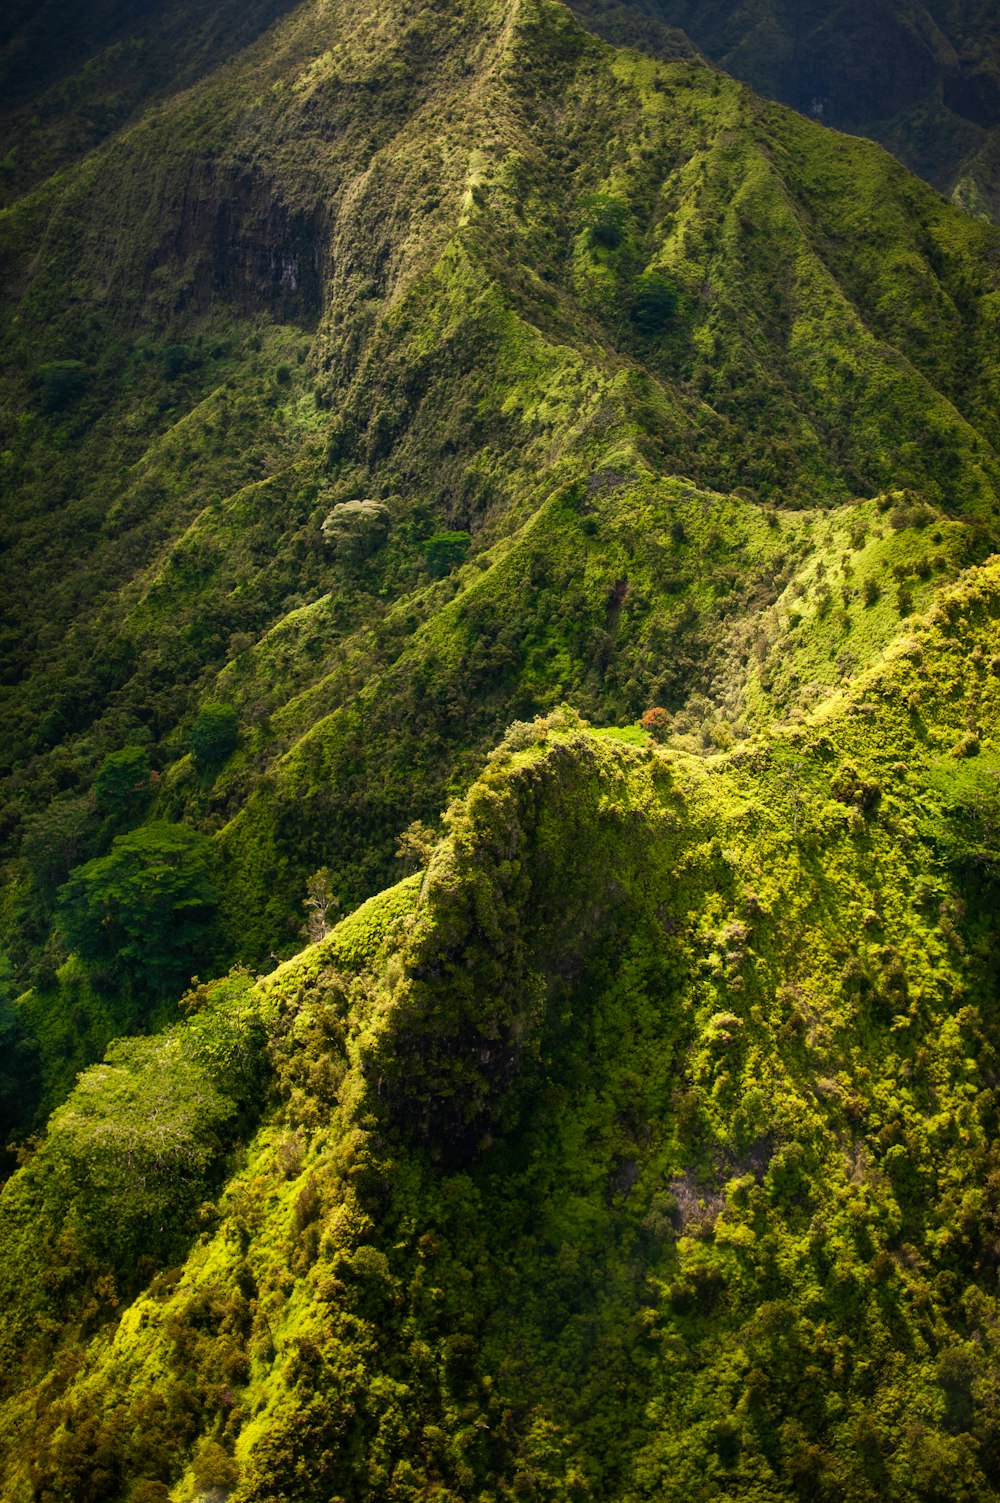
[424,530,471,578]
[581,192,629,250]
[0,956,38,1151]
[93,746,153,821]
[302,868,338,943]
[190,703,238,768]
[20,794,97,895]
[37,1028,239,1271]
[321,499,391,564]
[926,757,1000,873]
[58,823,217,993]
[632,270,679,336]
[36,360,87,413]
[395,820,436,872]
[159,344,191,380]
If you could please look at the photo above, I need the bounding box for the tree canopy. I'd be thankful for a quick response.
[190,704,239,768]
[93,746,153,821]
[58,823,217,994]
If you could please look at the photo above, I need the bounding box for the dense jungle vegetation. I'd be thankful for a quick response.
[2,0,1000,1498]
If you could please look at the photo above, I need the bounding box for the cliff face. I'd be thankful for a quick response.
[571,0,1000,217]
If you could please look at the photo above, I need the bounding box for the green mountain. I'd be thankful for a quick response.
[1,0,1000,1496]
[0,0,303,207]
[3,582,1000,1501]
[577,0,1000,219]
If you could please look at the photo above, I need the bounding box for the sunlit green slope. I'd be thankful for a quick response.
[578,0,1000,221]
[1,5,1000,1488]
[3,0,1000,1115]
[1,556,998,1500]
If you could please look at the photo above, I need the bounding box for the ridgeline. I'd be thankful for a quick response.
[1,1,1000,1497]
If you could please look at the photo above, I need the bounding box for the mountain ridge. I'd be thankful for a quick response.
[3,0,1000,1106]
[572,0,1000,219]
[0,2,1000,1496]
[2,552,999,1498]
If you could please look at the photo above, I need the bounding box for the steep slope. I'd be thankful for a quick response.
[2,1,1000,1488]
[576,0,1000,219]
[0,558,998,1500]
[3,0,1000,1128]
[0,0,302,207]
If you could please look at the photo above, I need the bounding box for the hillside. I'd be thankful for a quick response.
[579,0,1000,219]
[3,0,1000,1128]
[1,561,999,1499]
[1,0,1000,1494]
[0,0,302,207]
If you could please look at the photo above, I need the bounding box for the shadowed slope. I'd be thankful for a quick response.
[568,0,1000,219]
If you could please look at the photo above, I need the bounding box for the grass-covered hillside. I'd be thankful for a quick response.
[3,0,1000,1139]
[0,0,303,207]
[584,0,1000,220]
[1,0,1000,1491]
[1,557,999,1500]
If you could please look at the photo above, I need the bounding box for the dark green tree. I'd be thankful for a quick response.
[0,956,38,1152]
[581,192,629,250]
[190,704,239,769]
[160,344,192,380]
[58,823,217,994]
[36,360,87,413]
[93,746,153,822]
[20,795,98,896]
[424,531,471,578]
[632,270,679,336]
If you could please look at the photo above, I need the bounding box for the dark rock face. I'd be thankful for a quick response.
[944,59,1000,129]
[146,164,328,324]
[767,3,944,126]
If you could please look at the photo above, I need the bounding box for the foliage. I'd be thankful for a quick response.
[189,702,239,768]
[581,191,629,249]
[640,706,670,742]
[93,746,154,821]
[44,1034,236,1258]
[35,359,88,413]
[58,822,217,993]
[0,955,38,1153]
[925,755,1000,873]
[20,793,99,895]
[321,499,392,562]
[0,967,267,1392]
[2,575,1000,1497]
[3,0,1000,1004]
[2,1,1000,1495]
[631,270,680,335]
[395,819,436,871]
[301,866,338,943]
[424,530,472,578]
[594,0,1000,220]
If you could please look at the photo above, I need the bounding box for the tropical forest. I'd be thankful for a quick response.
[2,0,1000,1498]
